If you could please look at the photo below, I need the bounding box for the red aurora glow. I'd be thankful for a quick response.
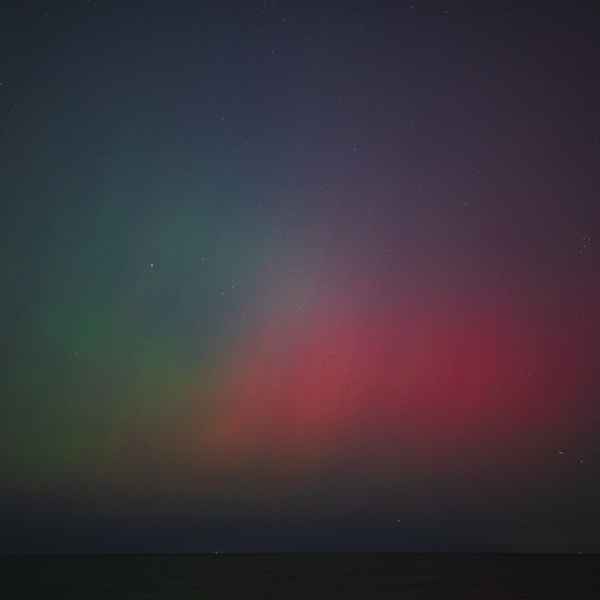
[191,282,597,487]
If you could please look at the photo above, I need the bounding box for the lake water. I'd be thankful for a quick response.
[3,554,599,598]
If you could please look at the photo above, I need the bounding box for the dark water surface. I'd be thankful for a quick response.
[3,554,599,598]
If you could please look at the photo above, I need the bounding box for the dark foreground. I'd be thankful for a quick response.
[3,554,599,598]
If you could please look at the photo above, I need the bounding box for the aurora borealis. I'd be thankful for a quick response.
[2,2,600,553]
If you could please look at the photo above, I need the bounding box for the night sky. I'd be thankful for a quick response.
[2,1,600,553]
